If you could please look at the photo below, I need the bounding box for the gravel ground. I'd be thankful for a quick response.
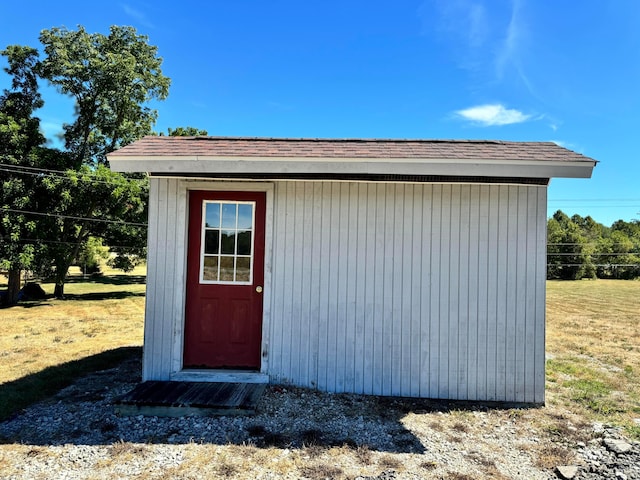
[0,355,638,479]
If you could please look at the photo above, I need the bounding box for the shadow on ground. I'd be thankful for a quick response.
[64,275,146,285]
[63,291,145,301]
[0,347,142,422]
[0,348,539,455]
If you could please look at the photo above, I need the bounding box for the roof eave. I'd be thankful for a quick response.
[108,155,596,179]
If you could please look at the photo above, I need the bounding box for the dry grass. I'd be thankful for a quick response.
[0,266,145,420]
[0,267,145,386]
[546,279,640,438]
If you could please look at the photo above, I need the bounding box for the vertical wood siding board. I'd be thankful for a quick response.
[372,183,386,395]
[535,187,547,403]
[515,187,528,401]
[260,185,274,376]
[419,185,432,397]
[392,184,406,396]
[143,178,159,380]
[497,186,511,401]
[297,182,313,387]
[287,182,298,385]
[343,183,357,392]
[476,185,491,400]
[503,186,513,400]
[272,182,284,381]
[269,183,280,379]
[485,185,499,401]
[380,183,393,396]
[458,185,471,400]
[149,177,161,379]
[355,183,368,394]
[438,185,451,398]
[154,179,169,379]
[465,185,478,399]
[524,187,537,402]
[328,183,341,392]
[448,185,461,399]
[400,184,413,396]
[317,183,331,391]
[429,184,442,397]
[410,186,424,397]
[309,182,323,389]
[505,186,518,401]
[336,183,348,392]
[293,182,307,386]
[161,179,178,376]
[286,182,298,383]
[275,182,289,381]
[364,183,378,395]
[171,182,188,376]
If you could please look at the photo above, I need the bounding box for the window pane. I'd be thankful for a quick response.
[237,231,252,255]
[219,256,234,281]
[221,203,237,229]
[203,256,218,281]
[237,204,253,230]
[236,257,251,282]
[221,231,236,254]
[205,203,220,228]
[204,230,219,254]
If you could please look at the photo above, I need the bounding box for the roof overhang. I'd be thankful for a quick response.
[108,155,596,180]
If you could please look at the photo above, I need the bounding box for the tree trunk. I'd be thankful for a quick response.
[53,281,65,299]
[4,268,22,306]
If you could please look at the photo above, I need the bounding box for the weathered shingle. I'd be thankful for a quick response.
[111,136,596,163]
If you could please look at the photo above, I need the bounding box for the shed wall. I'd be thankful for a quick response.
[267,182,546,403]
[143,178,547,403]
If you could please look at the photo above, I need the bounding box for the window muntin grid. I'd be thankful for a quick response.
[200,201,255,284]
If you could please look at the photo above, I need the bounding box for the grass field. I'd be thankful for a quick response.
[0,266,146,420]
[0,273,638,440]
[546,280,640,439]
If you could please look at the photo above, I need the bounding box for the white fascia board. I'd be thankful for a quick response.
[108,155,596,179]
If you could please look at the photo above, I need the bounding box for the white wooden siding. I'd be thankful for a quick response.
[143,178,547,403]
[267,181,546,403]
[144,177,185,380]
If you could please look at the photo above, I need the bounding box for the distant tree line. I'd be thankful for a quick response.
[547,210,640,280]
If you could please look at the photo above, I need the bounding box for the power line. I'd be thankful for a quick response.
[0,163,148,186]
[0,236,144,250]
[2,208,147,227]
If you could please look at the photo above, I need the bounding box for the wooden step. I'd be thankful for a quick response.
[115,381,266,417]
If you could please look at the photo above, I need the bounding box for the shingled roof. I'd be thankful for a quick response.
[108,136,597,180]
[111,136,595,163]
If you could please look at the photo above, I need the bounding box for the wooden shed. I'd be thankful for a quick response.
[108,137,596,404]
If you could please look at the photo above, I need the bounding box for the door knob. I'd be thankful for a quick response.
[256,286,263,293]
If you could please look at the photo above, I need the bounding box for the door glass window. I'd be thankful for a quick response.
[201,201,255,284]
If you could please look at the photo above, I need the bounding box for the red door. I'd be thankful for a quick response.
[183,190,266,369]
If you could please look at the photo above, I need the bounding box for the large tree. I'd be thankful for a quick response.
[35,25,169,297]
[38,25,170,166]
[0,46,54,305]
[1,25,170,300]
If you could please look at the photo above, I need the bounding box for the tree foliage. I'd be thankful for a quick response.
[547,210,640,280]
[1,25,169,302]
[0,45,56,304]
[38,26,170,165]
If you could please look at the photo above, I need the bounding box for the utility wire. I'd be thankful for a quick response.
[0,164,148,186]
[0,236,144,250]
[2,208,147,227]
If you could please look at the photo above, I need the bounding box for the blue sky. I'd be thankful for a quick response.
[1,0,639,225]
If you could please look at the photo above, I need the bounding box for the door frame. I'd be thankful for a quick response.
[170,180,274,383]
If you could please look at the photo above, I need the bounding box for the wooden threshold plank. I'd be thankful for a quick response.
[116,381,266,417]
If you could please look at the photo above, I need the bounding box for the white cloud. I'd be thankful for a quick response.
[121,4,155,29]
[455,103,531,126]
